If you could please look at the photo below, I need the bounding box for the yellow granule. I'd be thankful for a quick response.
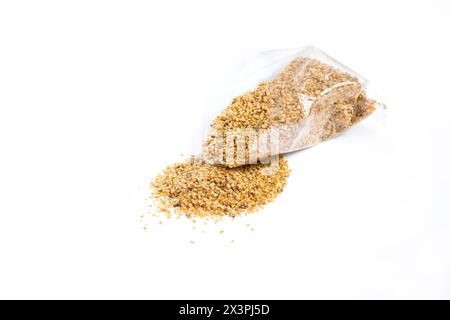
[150,156,290,218]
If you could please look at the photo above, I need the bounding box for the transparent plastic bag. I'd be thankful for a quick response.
[202,46,384,167]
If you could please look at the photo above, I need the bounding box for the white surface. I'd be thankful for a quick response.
[0,0,449,299]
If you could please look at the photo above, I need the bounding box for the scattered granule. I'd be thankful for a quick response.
[158,220,163,225]
[150,156,290,219]
[219,230,224,235]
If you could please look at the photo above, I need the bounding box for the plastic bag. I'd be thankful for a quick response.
[202,46,383,167]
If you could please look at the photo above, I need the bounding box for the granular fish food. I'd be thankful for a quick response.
[151,156,290,218]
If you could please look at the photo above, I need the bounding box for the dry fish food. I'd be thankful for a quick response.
[151,156,290,218]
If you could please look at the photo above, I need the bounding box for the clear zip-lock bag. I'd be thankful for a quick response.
[201,46,385,167]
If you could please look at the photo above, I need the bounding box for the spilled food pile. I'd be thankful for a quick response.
[151,156,290,218]
[149,48,378,220]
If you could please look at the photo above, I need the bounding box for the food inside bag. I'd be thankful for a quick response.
[202,46,379,167]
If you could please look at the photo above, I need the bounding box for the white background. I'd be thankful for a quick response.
[1,0,449,299]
